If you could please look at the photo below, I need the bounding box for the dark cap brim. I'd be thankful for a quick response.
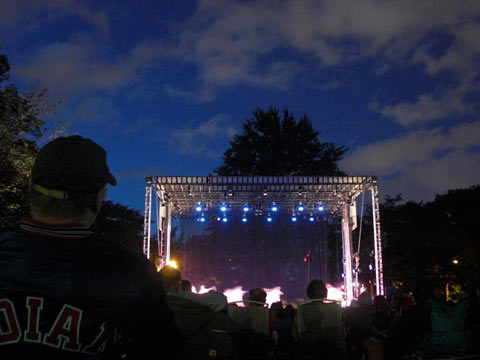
[107,172,117,186]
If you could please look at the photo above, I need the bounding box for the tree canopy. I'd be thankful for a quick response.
[214,107,347,176]
[0,48,55,230]
[90,201,144,253]
[378,185,480,293]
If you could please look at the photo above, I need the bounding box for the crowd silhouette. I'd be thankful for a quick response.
[158,269,480,360]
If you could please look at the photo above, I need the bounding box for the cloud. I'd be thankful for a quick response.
[156,0,480,100]
[341,120,480,201]
[369,87,475,127]
[15,36,161,97]
[0,0,108,32]
[168,114,237,158]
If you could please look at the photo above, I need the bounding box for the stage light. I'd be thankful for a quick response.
[242,215,248,223]
[297,204,304,212]
[198,213,206,222]
[266,213,272,222]
[308,215,315,222]
[291,215,297,222]
[195,203,203,212]
[271,203,278,212]
[263,187,268,196]
[220,204,228,212]
[243,204,250,212]
[222,215,228,223]
[317,205,325,211]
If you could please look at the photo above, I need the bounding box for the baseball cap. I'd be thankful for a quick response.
[31,135,116,200]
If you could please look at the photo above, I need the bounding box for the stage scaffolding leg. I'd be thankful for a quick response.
[166,202,172,264]
[143,184,152,259]
[342,204,354,305]
[371,183,384,296]
[158,200,171,269]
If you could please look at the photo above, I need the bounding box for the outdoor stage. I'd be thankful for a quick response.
[143,176,384,305]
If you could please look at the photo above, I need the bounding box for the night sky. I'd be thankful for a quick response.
[2,0,479,212]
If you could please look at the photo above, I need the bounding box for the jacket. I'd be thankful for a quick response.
[0,218,181,359]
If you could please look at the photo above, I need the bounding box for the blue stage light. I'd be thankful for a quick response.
[297,204,304,212]
[266,214,272,222]
[309,215,315,222]
[198,213,206,222]
[222,216,228,223]
[271,205,278,212]
[195,204,203,212]
[220,204,228,212]
[243,205,250,212]
[291,215,297,222]
[317,205,325,211]
[242,216,248,223]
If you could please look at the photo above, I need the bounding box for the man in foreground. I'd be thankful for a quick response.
[0,135,181,359]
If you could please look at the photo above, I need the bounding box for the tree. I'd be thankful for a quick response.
[379,185,480,293]
[214,107,348,176]
[0,48,56,230]
[90,201,144,252]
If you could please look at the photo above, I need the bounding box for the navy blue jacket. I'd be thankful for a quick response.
[0,222,181,359]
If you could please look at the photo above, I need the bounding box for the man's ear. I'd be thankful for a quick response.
[94,187,108,213]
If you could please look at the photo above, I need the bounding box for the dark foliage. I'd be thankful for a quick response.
[214,107,347,176]
[379,185,480,292]
[0,47,54,230]
[91,200,144,253]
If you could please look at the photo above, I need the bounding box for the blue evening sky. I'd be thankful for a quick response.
[1,0,479,212]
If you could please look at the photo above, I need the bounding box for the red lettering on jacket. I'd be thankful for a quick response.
[0,299,21,345]
[24,297,43,343]
[43,304,82,351]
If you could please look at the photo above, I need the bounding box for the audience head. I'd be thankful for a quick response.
[413,278,433,307]
[179,279,192,293]
[373,295,387,306]
[29,135,116,225]
[306,279,328,300]
[158,265,181,293]
[248,288,267,305]
[357,291,372,307]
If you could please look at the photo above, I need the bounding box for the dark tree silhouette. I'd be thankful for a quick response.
[0,47,56,230]
[214,107,347,176]
[91,201,144,252]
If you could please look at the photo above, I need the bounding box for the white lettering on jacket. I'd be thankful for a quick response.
[0,297,119,353]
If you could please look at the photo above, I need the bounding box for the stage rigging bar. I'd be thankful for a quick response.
[143,175,384,303]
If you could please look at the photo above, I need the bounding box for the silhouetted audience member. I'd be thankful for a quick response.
[179,279,192,293]
[247,288,276,333]
[271,302,296,360]
[386,279,441,359]
[158,266,227,312]
[0,135,181,359]
[292,279,343,359]
[344,291,384,360]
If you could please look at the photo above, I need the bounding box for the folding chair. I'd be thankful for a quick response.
[294,299,345,360]
[227,300,272,359]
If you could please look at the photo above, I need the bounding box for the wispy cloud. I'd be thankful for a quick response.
[15,36,161,97]
[341,120,480,201]
[369,87,475,127]
[0,0,109,32]
[168,114,237,158]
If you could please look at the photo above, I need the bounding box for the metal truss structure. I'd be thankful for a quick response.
[143,175,384,303]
